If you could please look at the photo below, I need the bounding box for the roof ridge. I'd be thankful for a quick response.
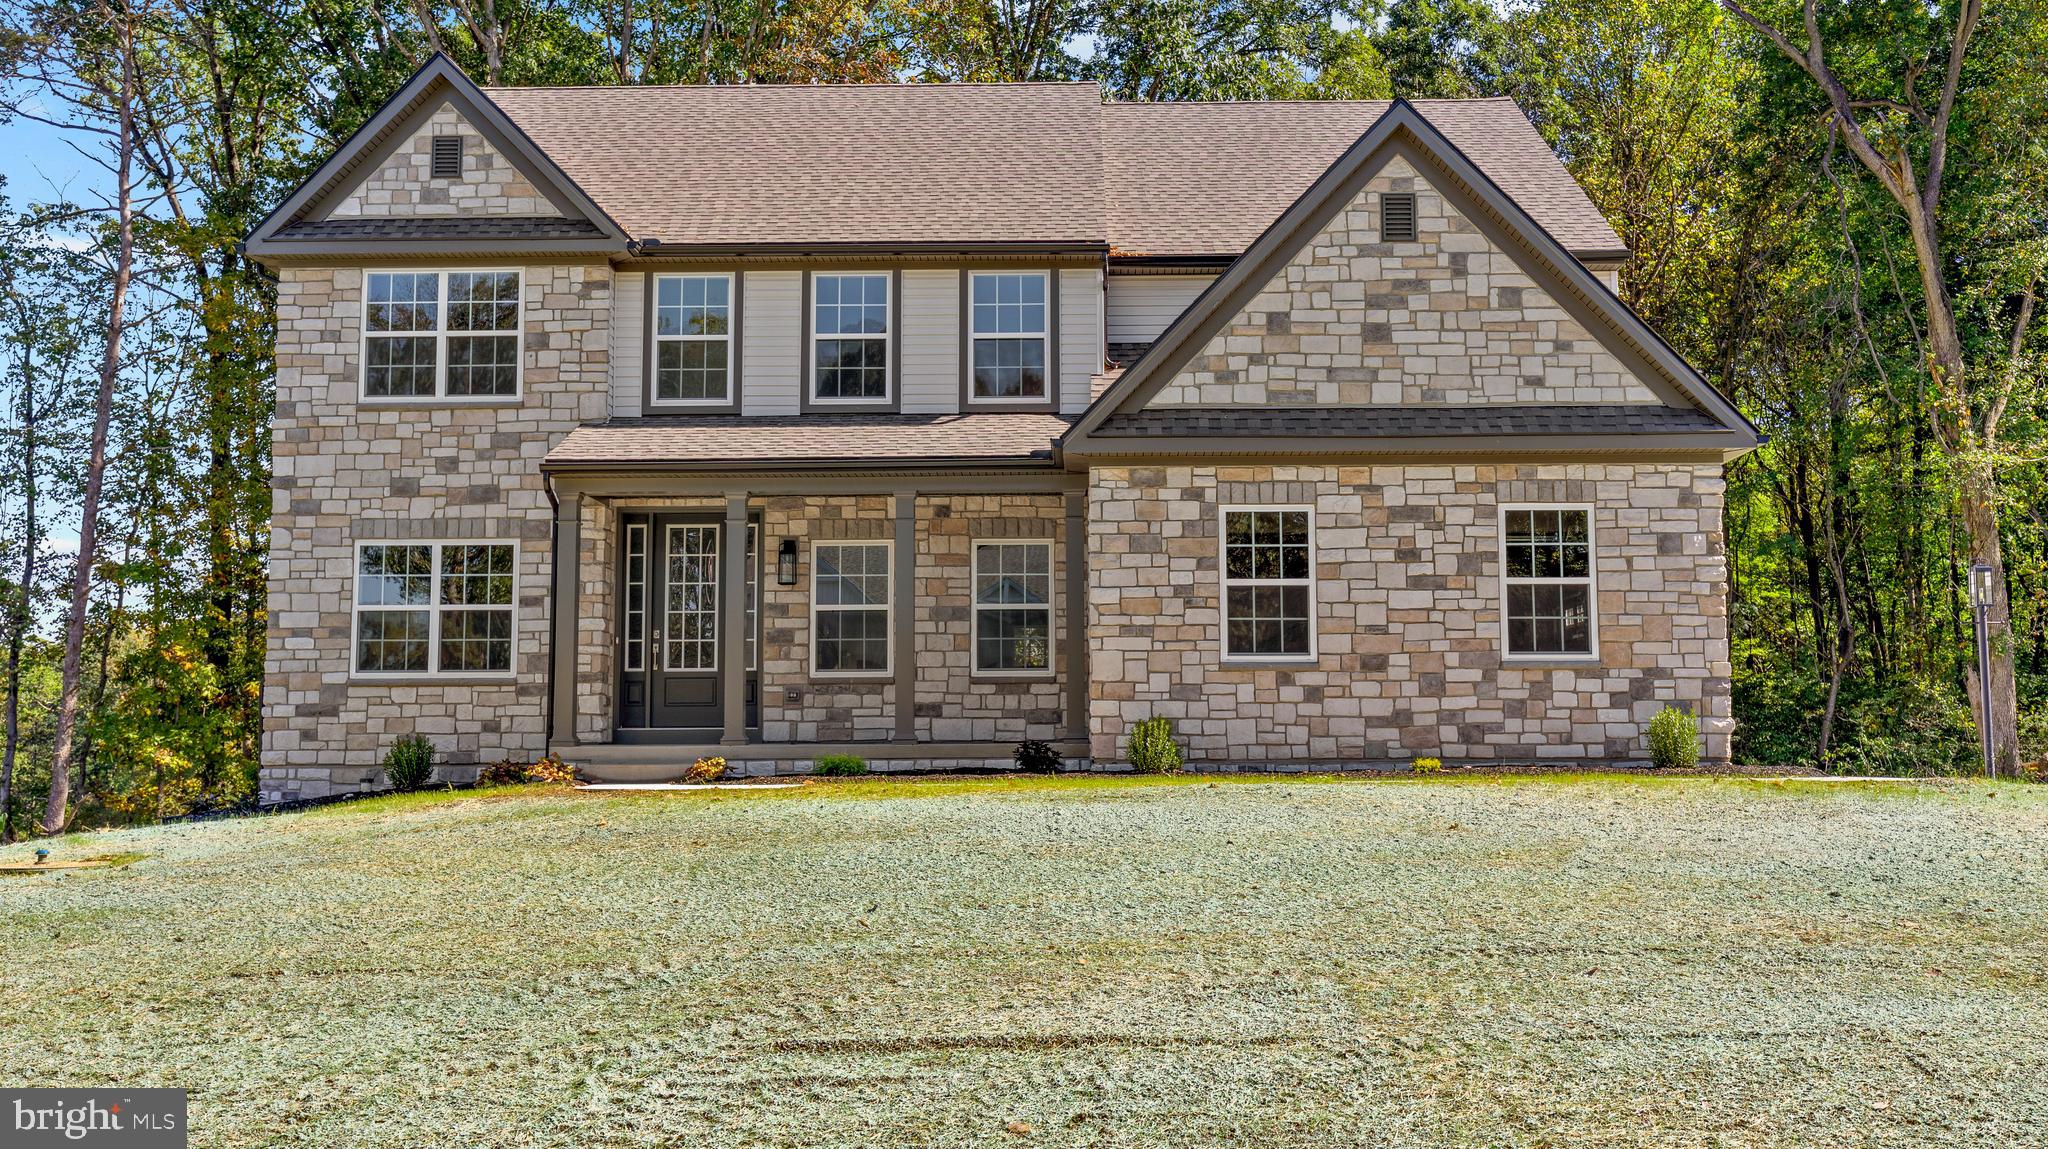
[484,80,1102,92]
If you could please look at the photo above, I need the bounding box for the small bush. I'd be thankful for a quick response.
[474,753,578,788]
[1014,740,1062,774]
[1412,757,1443,775]
[1647,706,1701,770]
[383,735,437,792]
[474,758,527,787]
[528,753,578,786]
[813,754,868,776]
[684,755,728,783]
[1126,717,1184,775]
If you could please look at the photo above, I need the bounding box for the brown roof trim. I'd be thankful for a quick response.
[1064,432,1757,466]
[629,240,1109,259]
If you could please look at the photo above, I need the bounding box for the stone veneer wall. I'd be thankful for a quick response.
[913,495,1068,742]
[759,496,899,742]
[261,263,612,804]
[1148,156,1659,407]
[1086,463,1732,766]
[328,103,560,218]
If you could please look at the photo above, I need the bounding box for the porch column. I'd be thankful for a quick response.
[894,492,917,741]
[1064,490,1088,742]
[720,491,750,745]
[550,488,582,746]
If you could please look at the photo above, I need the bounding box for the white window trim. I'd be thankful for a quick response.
[649,272,736,408]
[967,270,1051,405]
[1498,503,1600,662]
[350,540,518,680]
[1219,504,1318,663]
[661,522,721,673]
[809,540,892,678]
[971,538,1056,678]
[357,268,525,402]
[809,271,892,405]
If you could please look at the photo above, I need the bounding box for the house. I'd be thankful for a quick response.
[244,56,1757,801]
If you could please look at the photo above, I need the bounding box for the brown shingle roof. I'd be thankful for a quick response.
[543,414,1071,468]
[1093,405,1726,438]
[481,85,1622,257]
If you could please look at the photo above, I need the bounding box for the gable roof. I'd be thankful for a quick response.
[1064,100,1758,460]
[543,414,1070,471]
[245,54,630,260]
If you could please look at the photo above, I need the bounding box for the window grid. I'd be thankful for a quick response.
[353,541,516,677]
[1221,507,1315,660]
[653,274,733,404]
[362,269,522,399]
[969,272,1048,401]
[623,523,647,672]
[745,524,759,673]
[973,540,1053,674]
[664,525,719,671]
[812,273,890,402]
[1502,506,1596,657]
[812,542,891,675]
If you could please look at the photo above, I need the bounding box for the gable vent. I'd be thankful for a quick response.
[430,135,464,179]
[1381,193,1417,242]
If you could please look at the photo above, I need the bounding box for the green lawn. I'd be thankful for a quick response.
[2,774,2045,1147]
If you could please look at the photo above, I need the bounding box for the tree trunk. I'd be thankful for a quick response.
[0,331,37,845]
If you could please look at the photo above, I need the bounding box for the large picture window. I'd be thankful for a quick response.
[1221,507,1314,659]
[362,270,521,399]
[812,542,890,674]
[354,542,516,676]
[973,541,1052,673]
[812,273,890,401]
[969,272,1048,401]
[652,274,732,404]
[1502,507,1595,657]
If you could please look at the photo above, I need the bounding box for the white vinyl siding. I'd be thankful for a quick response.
[1058,266,1101,414]
[609,270,645,417]
[741,270,802,415]
[1106,274,1214,345]
[899,268,959,413]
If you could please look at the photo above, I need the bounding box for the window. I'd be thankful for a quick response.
[652,274,732,404]
[663,524,719,671]
[1381,192,1417,242]
[973,541,1052,674]
[354,542,516,676]
[812,542,890,674]
[1502,507,1595,657]
[623,522,647,672]
[1221,508,1314,659]
[363,270,521,399]
[430,135,463,179]
[970,272,1048,401]
[812,273,890,401]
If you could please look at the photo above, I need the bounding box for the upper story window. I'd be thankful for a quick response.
[354,541,516,677]
[1502,507,1595,657]
[1221,507,1314,660]
[969,272,1048,402]
[812,273,890,402]
[653,274,733,405]
[973,540,1053,674]
[362,270,521,400]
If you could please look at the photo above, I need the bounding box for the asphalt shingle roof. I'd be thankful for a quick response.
[1092,405,1726,438]
[275,216,608,240]
[544,414,1072,467]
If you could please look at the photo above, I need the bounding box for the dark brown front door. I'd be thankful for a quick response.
[617,512,758,737]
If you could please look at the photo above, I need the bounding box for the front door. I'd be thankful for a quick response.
[617,512,758,736]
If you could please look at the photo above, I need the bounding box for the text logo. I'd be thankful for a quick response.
[6,1089,186,1147]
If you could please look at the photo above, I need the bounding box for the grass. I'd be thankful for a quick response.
[1,773,2045,1147]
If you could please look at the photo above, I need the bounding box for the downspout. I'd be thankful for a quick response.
[542,470,559,746]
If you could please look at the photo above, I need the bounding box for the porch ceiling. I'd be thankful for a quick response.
[543,413,1072,470]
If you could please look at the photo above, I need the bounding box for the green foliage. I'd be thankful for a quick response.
[1013,740,1062,774]
[1126,717,1184,775]
[813,754,869,776]
[1647,707,1701,771]
[1412,757,1443,775]
[382,736,438,793]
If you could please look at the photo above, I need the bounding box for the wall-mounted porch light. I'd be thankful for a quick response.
[777,538,798,586]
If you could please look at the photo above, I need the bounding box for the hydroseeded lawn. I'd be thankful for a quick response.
[1,775,2044,1148]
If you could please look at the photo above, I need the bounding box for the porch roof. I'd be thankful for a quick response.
[542,413,1072,470]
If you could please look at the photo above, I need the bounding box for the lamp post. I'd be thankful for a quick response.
[1969,563,1996,779]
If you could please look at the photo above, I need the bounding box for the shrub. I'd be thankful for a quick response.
[527,753,578,786]
[474,758,526,787]
[1126,717,1184,775]
[1014,740,1061,774]
[813,754,868,776]
[684,755,728,783]
[1647,706,1701,770]
[473,753,578,788]
[1412,757,1443,775]
[383,735,437,792]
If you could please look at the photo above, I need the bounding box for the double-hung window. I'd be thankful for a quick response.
[363,270,521,399]
[1221,507,1314,659]
[973,541,1052,674]
[812,273,890,401]
[812,542,890,674]
[1502,507,1595,657]
[969,272,1048,401]
[354,542,516,676]
[652,274,732,404]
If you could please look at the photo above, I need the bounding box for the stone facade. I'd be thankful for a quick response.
[1149,156,1660,408]
[328,103,560,218]
[1085,463,1733,767]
